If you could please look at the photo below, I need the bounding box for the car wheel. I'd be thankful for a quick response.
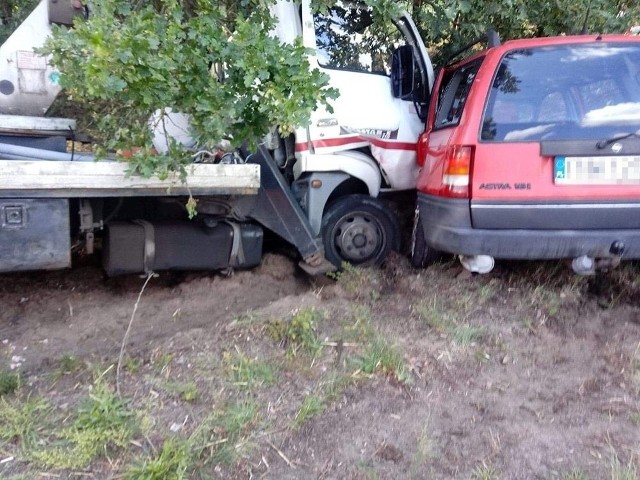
[321,195,400,268]
[410,206,440,268]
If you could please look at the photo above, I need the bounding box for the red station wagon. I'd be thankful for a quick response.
[411,34,640,274]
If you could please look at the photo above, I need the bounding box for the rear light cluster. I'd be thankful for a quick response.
[418,140,474,199]
[440,145,473,198]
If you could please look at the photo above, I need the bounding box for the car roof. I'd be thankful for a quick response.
[449,34,640,68]
[499,34,640,49]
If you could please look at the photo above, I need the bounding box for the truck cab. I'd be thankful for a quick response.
[271,1,434,266]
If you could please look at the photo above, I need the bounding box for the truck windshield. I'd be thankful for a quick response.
[480,42,640,142]
[314,5,404,75]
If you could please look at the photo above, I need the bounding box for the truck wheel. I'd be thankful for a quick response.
[410,207,440,268]
[321,195,400,268]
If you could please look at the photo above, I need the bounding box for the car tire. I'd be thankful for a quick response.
[321,195,400,268]
[410,207,440,268]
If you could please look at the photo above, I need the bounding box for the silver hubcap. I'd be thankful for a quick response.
[334,214,382,262]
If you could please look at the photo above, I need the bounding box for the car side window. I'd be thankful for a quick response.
[314,6,404,75]
[434,61,481,129]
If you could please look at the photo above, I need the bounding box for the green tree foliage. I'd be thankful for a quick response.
[409,0,640,64]
[41,0,342,178]
[0,0,39,44]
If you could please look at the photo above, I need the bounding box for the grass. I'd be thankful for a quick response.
[197,400,259,466]
[154,380,200,402]
[267,307,324,357]
[471,462,500,480]
[531,285,563,317]
[152,352,175,373]
[562,468,589,480]
[292,372,356,428]
[342,304,377,342]
[126,438,191,480]
[415,296,456,333]
[415,297,486,346]
[31,380,135,469]
[223,347,276,389]
[0,378,135,470]
[123,355,143,374]
[0,370,19,396]
[355,460,379,479]
[329,262,382,300]
[354,337,409,383]
[610,454,639,480]
[294,393,325,427]
[126,401,259,478]
[409,422,432,476]
[0,396,51,449]
[452,324,486,346]
[58,353,83,373]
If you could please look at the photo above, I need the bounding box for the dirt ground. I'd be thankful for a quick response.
[0,252,639,479]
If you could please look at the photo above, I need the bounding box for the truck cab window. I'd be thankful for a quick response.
[314,5,404,75]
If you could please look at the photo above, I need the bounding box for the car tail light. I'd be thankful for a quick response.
[416,132,429,167]
[441,145,473,198]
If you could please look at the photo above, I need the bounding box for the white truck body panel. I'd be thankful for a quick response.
[296,1,432,190]
[293,151,381,197]
[0,0,60,116]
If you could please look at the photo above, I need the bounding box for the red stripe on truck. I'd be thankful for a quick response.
[295,136,417,153]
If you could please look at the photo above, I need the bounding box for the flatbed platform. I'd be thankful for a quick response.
[0,159,260,197]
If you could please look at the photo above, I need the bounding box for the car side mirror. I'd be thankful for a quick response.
[392,45,416,100]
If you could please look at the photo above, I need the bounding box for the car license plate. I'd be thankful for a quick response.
[554,155,640,185]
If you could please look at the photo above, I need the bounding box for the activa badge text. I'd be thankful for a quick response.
[478,183,531,190]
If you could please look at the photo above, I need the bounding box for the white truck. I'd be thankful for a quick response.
[0,0,433,275]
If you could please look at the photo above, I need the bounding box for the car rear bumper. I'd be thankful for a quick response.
[416,193,640,259]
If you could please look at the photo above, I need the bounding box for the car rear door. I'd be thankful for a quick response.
[470,39,640,230]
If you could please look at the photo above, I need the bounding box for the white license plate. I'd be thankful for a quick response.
[554,155,640,185]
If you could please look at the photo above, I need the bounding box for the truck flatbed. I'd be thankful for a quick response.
[0,159,260,198]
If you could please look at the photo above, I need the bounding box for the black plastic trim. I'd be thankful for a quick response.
[417,192,640,259]
[541,139,640,156]
[471,201,640,229]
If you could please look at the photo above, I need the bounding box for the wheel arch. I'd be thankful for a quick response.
[293,151,383,198]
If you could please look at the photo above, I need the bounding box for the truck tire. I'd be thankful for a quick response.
[321,195,400,268]
[410,207,440,268]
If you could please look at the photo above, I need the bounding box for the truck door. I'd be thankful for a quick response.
[299,2,433,190]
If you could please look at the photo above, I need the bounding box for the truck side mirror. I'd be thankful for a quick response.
[391,45,416,100]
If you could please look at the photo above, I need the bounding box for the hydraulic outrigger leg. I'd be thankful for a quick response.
[233,145,335,275]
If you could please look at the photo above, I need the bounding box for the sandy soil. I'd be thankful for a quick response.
[0,253,639,479]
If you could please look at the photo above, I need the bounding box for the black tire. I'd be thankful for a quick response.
[321,195,400,268]
[410,206,440,268]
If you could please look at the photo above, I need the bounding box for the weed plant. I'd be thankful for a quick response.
[354,337,409,383]
[267,307,323,357]
[0,370,19,396]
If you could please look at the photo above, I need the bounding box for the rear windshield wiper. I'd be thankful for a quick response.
[596,130,640,149]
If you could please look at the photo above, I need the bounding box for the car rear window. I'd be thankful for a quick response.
[480,42,640,142]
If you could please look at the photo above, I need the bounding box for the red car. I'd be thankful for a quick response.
[411,34,640,274]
